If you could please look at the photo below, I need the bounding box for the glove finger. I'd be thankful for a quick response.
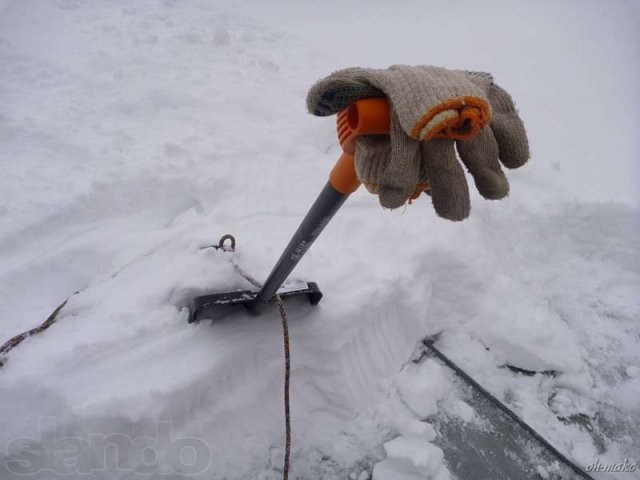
[306,67,384,116]
[378,112,421,209]
[421,139,470,221]
[354,135,391,194]
[489,83,530,169]
[456,127,509,200]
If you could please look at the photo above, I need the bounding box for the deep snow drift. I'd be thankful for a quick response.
[1,1,639,479]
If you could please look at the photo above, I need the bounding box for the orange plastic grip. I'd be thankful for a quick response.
[336,98,390,155]
[330,98,390,194]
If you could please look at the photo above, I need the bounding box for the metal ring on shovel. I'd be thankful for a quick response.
[217,234,235,252]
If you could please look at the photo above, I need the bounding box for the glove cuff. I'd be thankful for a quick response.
[367,65,492,141]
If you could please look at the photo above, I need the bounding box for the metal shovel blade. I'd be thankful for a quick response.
[188,281,322,323]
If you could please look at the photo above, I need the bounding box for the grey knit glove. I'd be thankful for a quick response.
[307,65,529,220]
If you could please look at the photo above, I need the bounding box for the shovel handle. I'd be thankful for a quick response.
[253,99,391,307]
[330,98,390,194]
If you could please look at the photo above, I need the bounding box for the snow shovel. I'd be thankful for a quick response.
[188,98,391,322]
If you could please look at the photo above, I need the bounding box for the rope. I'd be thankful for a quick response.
[423,338,595,480]
[274,295,292,479]
[230,254,292,480]
[0,295,74,366]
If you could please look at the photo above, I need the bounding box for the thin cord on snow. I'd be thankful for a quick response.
[230,257,262,290]
[0,295,74,366]
[274,295,292,479]
[423,338,596,480]
[231,255,292,480]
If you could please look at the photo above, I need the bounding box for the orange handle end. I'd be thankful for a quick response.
[336,98,390,155]
[330,152,360,194]
[329,98,390,194]
[330,97,436,199]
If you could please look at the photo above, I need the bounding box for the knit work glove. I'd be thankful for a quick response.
[306,65,529,220]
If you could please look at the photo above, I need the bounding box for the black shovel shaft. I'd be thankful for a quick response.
[247,181,349,314]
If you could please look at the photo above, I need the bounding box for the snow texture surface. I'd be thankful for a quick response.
[1,0,639,479]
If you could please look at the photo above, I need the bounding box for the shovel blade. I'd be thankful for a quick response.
[188,281,322,323]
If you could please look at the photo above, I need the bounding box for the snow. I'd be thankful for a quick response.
[394,360,450,419]
[1,0,639,479]
[373,435,450,480]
